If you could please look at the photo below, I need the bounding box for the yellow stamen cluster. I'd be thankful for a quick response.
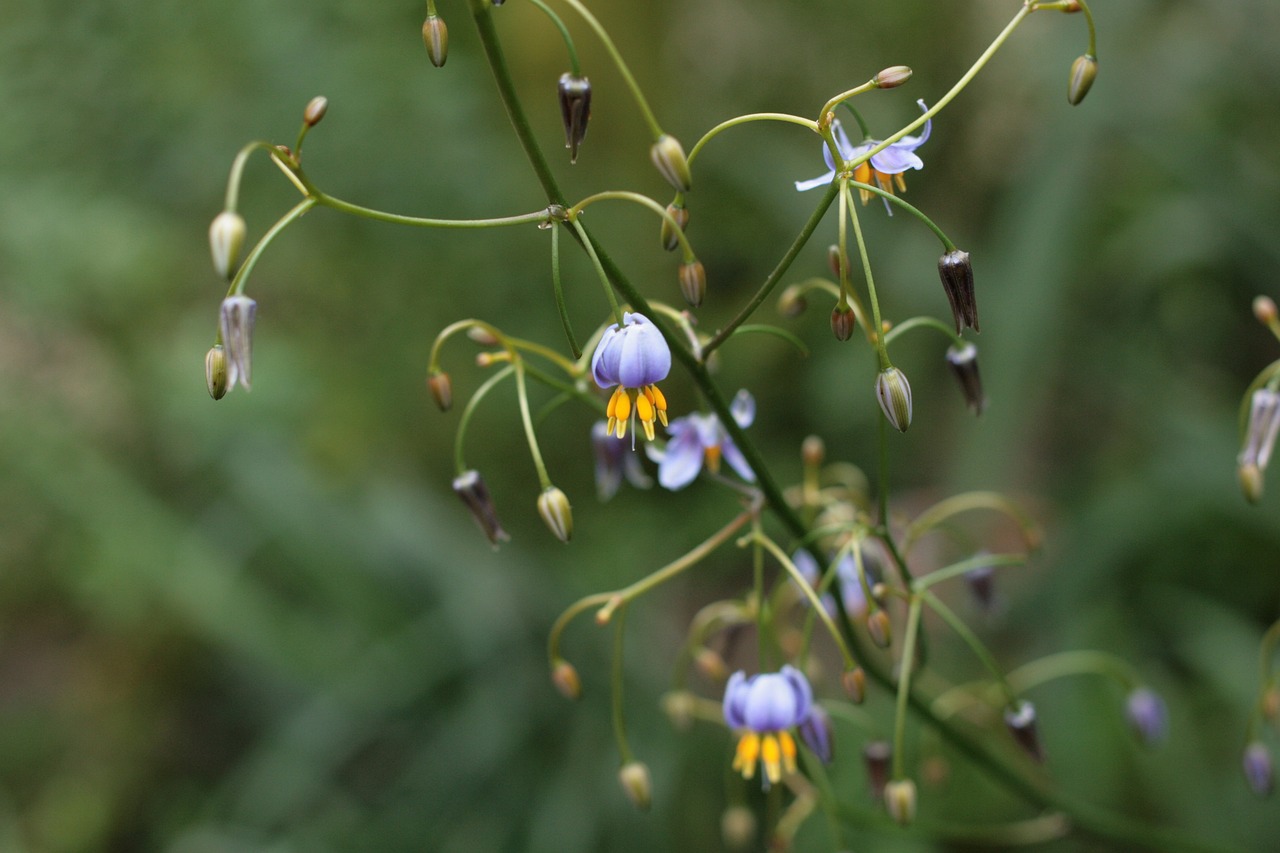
[732,731,798,785]
[605,384,668,440]
[854,161,907,205]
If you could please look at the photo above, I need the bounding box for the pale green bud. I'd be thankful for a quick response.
[875,65,912,89]
[884,779,917,825]
[678,260,706,307]
[721,805,756,850]
[875,367,913,432]
[550,659,581,700]
[205,345,229,400]
[1067,54,1097,105]
[208,211,246,280]
[660,201,689,252]
[650,134,692,192]
[618,761,652,811]
[423,15,448,67]
[537,486,573,542]
[303,96,328,127]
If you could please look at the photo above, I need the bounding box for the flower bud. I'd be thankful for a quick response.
[466,326,500,346]
[303,96,328,127]
[1239,390,1280,496]
[875,65,913,89]
[678,260,706,307]
[650,134,692,192]
[1241,463,1265,503]
[1263,688,1280,722]
[551,659,581,700]
[205,345,229,400]
[1062,0,1082,12]
[1067,54,1097,106]
[828,669,861,708]
[721,805,757,850]
[937,249,979,334]
[208,211,246,280]
[777,284,807,318]
[801,435,825,468]
[1124,687,1168,746]
[537,486,573,542]
[862,741,891,802]
[557,73,592,163]
[875,367,913,432]
[618,761,652,811]
[946,343,987,415]
[1243,741,1274,797]
[219,295,257,391]
[662,690,696,731]
[964,562,997,612]
[660,201,689,252]
[427,370,453,411]
[884,779,917,825]
[1253,296,1278,326]
[827,244,842,278]
[422,14,448,67]
[830,304,856,341]
[1004,700,1046,763]
[452,469,510,546]
[798,704,835,764]
[866,609,892,648]
[693,647,728,682]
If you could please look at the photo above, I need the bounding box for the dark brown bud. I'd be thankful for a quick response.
[660,201,689,252]
[303,96,328,127]
[830,304,856,341]
[452,470,510,546]
[945,343,987,415]
[1067,54,1097,105]
[678,260,706,307]
[827,244,842,278]
[557,73,592,163]
[938,249,979,334]
[1004,700,1046,763]
[423,15,448,67]
[862,740,891,802]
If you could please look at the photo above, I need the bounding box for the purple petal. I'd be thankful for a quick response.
[590,323,623,388]
[741,674,801,731]
[795,170,836,192]
[616,316,671,388]
[657,426,705,490]
[730,389,756,428]
[723,671,749,728]
[798,704,834,764]
[781,665,813,721]
[720,437,756,483]
[870,147,924,174]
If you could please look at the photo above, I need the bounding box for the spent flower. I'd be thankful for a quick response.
[557,73,592,163]
[219,295,257,392]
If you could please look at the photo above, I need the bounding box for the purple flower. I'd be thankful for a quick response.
[591,420,653,500]
[646,389,756,490]
[792,547,879,619]
[591,312,671,441]
[1125,688,1169,746]
[723,665,813,788]
[798,703,835,765]
[795,100,932,214]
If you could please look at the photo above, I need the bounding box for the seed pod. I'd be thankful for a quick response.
[678,260,706,307]
[946,343,987,415]
[1067,54,1098,105]
[938,249,979,333]
[660,201,689,252]
[452,469,510,545]
[205,345,229,400]
[557,73,592,163]
[536,486,573,542]
[423,14,448,67]
[650,134,692,192]
[875,367,913,432]
[218,295,257,391]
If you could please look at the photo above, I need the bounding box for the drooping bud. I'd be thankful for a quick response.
[1243,741,1274,797]
[777,284,807,318]
[660,201,689,252]
[1239,389,1280,501]
[1004,700,1046,763]
[218,295,257,391]
[1240,463,1264,503]
[1263,688,1280,722]
[964,561,997,612]
[662,690,697,730]
[452,469,510,546]
[466,326,500,346]
[1253,296,1278,326]
[1067,54,1098,105]
[938,250,979,333]
[798,704,835,764]
[875,367,913,432]
[303,96,328,127]
[721,805,757,850]
[650,134,692,192]
[536,486,573,542]
[618,761,652,811]
[830,304,856,341]
[884,779,917,825]
[678,260,706,307]
[208,211,246,280]
[875,65,913,89]
[827,244,842,278]
[801,435,825,468]
[427,370,453,411]
[551,659,581,700]
[946,343,987,415]
[866,609,892,648]
[841,667,866,704]
[1124,687,1168,746]
[422,14,448,67]
[863,741,891,802]
[557,73,592,163]
[205,345,229,400]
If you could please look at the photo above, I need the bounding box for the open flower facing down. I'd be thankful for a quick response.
[591,312,671,441]
[591,420,653,500]
[795,99,932,213]
[646,389,756,490]
[723,665,814,789]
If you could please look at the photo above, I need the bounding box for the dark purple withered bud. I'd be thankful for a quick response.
[660,201,689,252]
[938,249,979,334]
[1244,742,1274,797]
[1004,700,1046,763]
[557,73,592,163]
[862,740,891,802]
[831,304,856,342]
[452,469,510,545]
[965,559,997,612]
[798,705,835,764]
[945,343,987,415]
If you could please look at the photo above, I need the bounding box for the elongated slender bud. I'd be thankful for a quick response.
[1067,54,1097,105]
[875,65,912,89]
[863,741,891,802]
[946,343,987,415]
[866,609,892,648]
[209,211,246,280]
[650,134,692,192]
[938,249,979,333]
[884,779,917,825]
[660,201,689,251]
[557,73,592,163]
[1004,700,1046,763]
[965,562,997,612]
[678,260,706,307]
[551,659,581,700]
[452,470,510,545]
[777,284,807,317]
[827,244,842,278]
[219,295,257,391]
[618,761,652,811]
[427,370,453,411]
[831,304,856,341]
[303,96,328,127]
[205,345,229,400]
[841,667,866,704]
[537,486,573,542]
[875,367,913,432]
[423,15,448,67]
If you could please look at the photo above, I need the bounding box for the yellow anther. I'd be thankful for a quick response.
[761,734,783,784]
[636,392,654,423]
[705,444,722,475]
[606,387,623,419]
[647,384,668,426]
[894,172,908,193]
[779,731,798,776]
[612,390,631,439]
[733,733,760,779]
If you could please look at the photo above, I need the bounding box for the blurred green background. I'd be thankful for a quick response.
[1,0,1279,850]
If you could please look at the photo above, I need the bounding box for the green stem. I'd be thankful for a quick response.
[915,552,1026,592]
[848,181,956,250]
[550,225,582,358]
[313,190,549,229]
[846,186,890,370]
[754,533,857,671]
[528,0,581,76]
[918,589,1016,705]
[892,596,924,778]
[569,190,696,261]
[452,364,515,474]
[569,216,625,325]
[686,112,819,167]
[223,140,278,211]
[883,315,966,348]
[554,0,663,138]
[513,359,553,489]
[224,197,317,303]
[611,603,633,762]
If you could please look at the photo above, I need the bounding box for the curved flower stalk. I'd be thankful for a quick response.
[646,389,756,490]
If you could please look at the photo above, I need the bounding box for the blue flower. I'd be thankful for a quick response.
[646,389,756,490]
[591,420,653,500]
[795,99,932,213]
[591,312,671,441]
[792,547,880,619]
[723,665,814,788]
